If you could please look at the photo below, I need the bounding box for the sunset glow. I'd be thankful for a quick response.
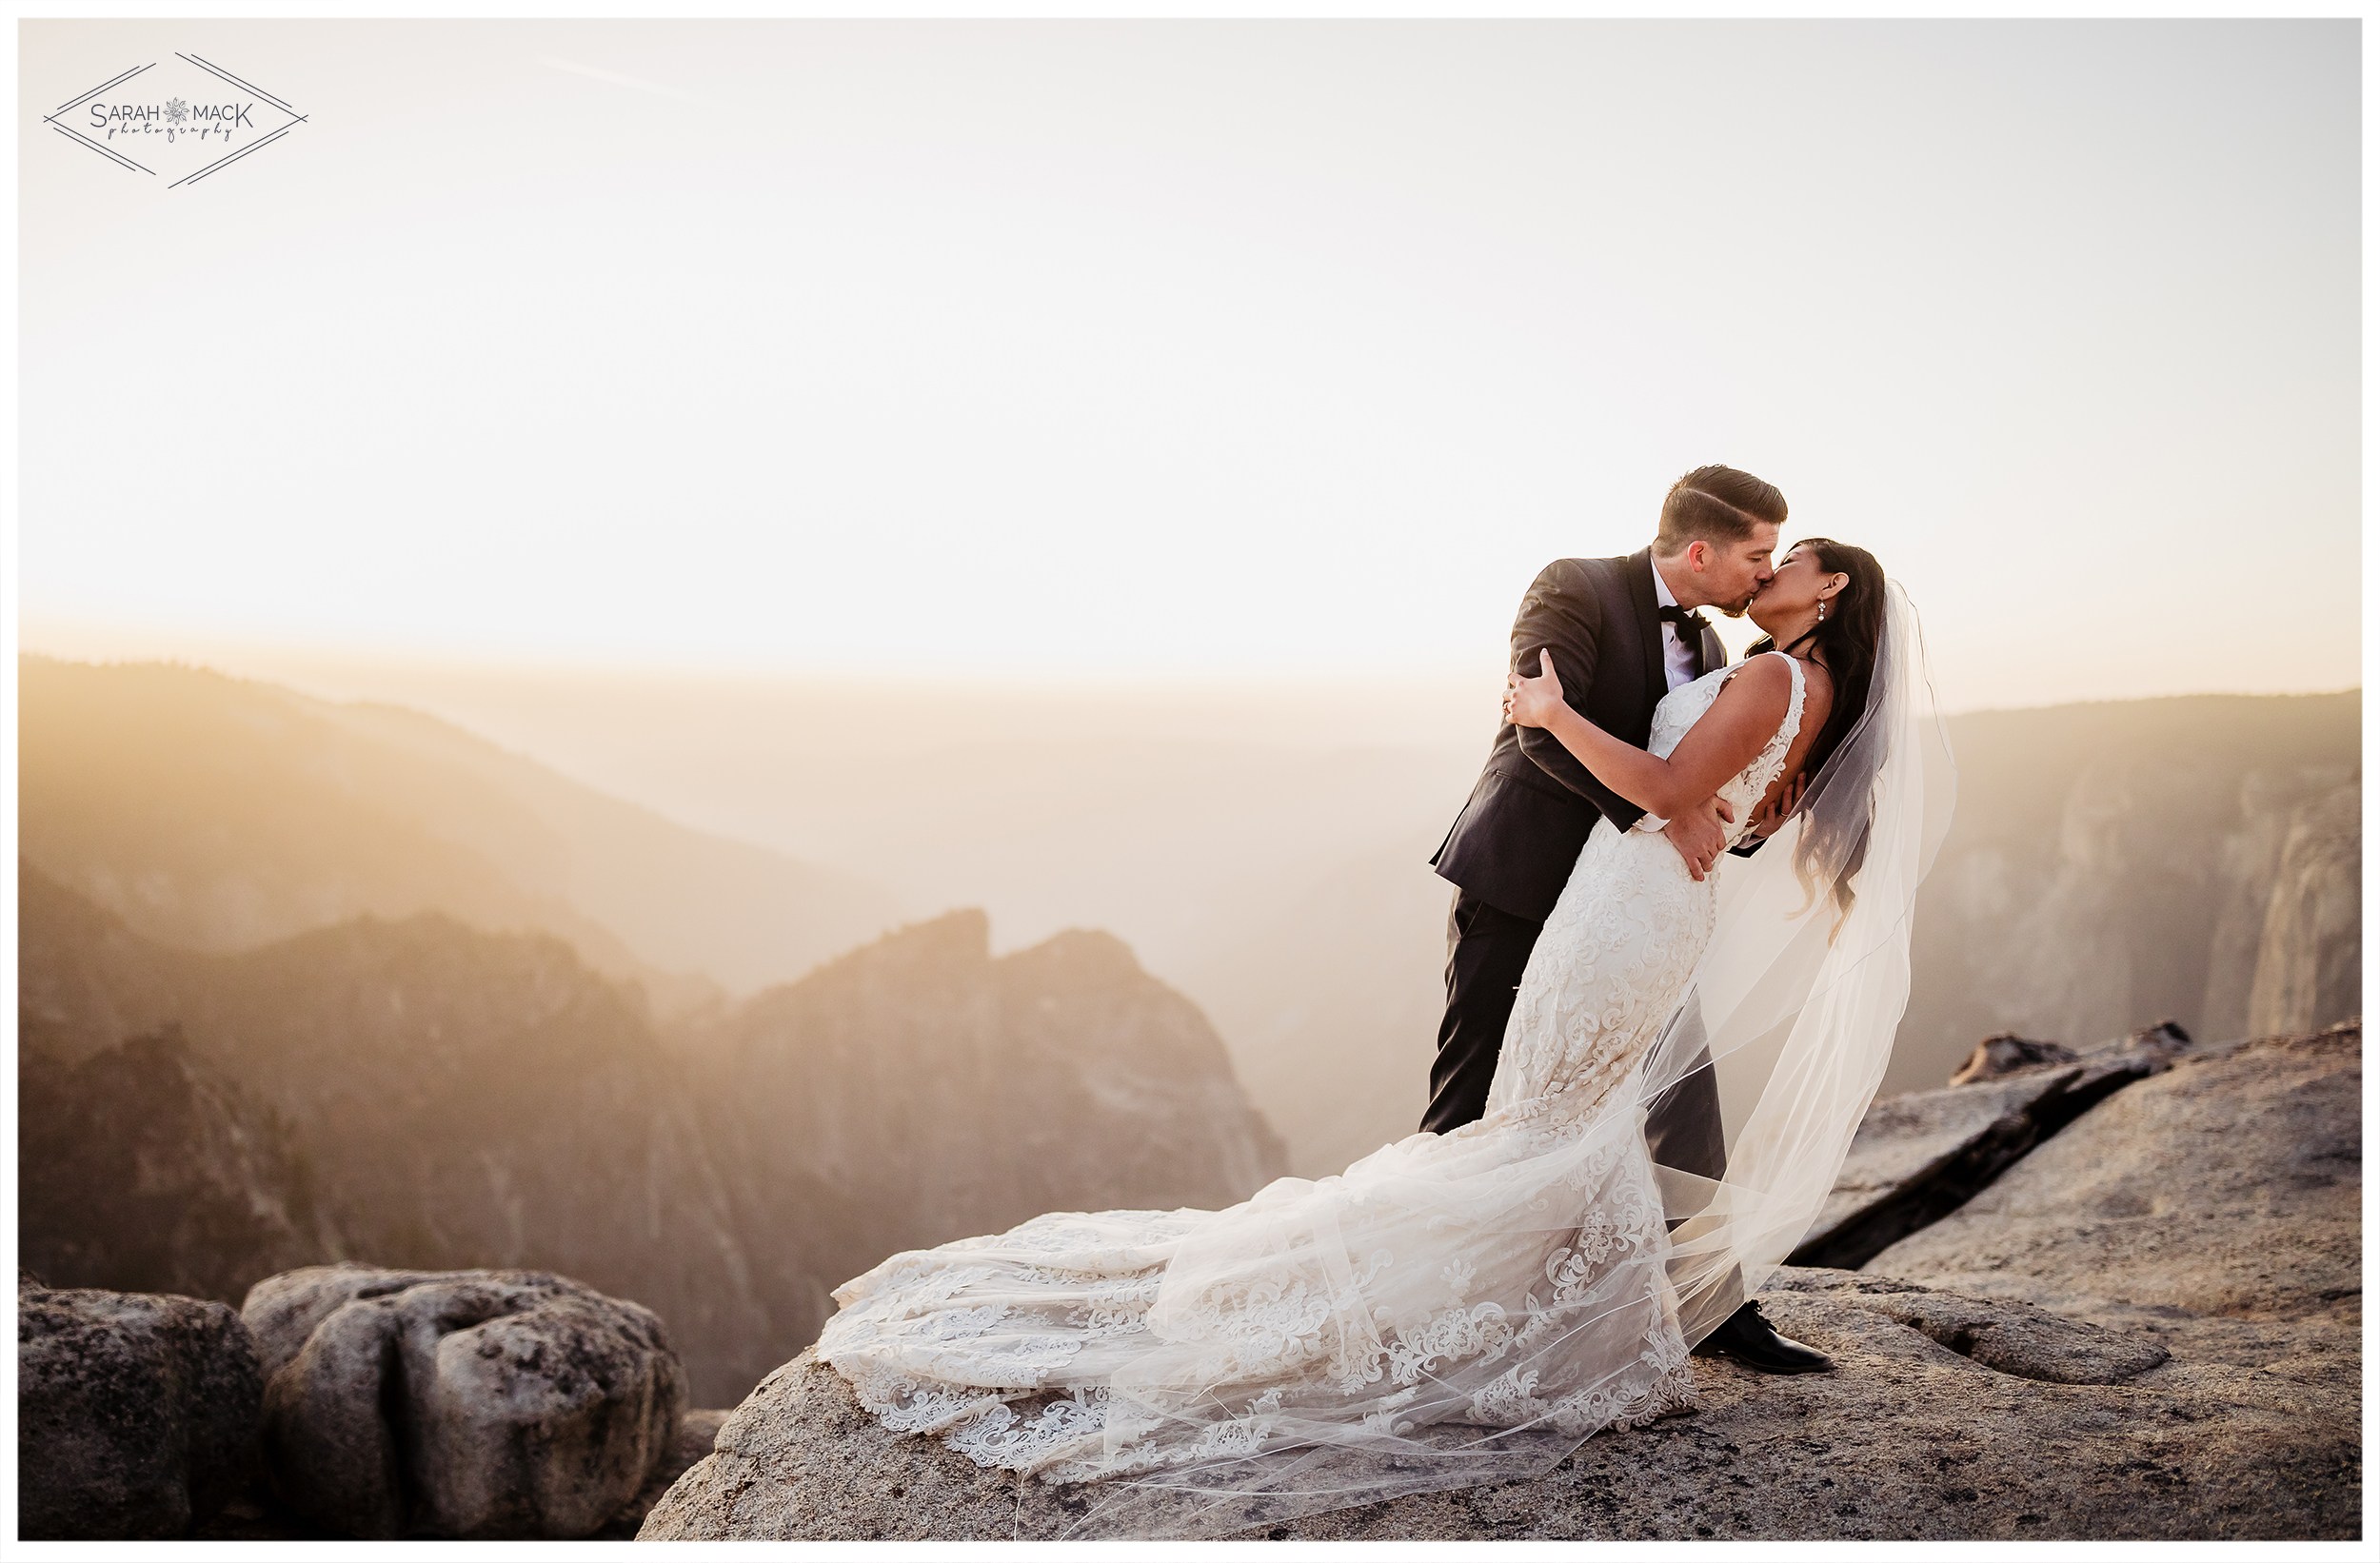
[21,19,2358,713]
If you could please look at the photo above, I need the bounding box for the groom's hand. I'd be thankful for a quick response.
[1662,797,1735,881]
[1744,773,1806,841]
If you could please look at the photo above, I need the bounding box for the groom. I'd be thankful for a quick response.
[1425,463,1833,1375]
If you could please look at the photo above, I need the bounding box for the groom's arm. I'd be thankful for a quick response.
[1508,562,1646,830]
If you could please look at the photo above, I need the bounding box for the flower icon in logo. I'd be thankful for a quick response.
[164,97,189,125]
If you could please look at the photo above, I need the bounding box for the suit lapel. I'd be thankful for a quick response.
[1695,624,1723,679]
[1624,547,1668,712]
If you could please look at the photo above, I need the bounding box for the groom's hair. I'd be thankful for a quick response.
[1655,465,1788,553]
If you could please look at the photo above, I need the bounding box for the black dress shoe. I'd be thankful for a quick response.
[1690,1299,1835,1374]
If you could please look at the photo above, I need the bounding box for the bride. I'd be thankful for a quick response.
[816,538,1954,1538]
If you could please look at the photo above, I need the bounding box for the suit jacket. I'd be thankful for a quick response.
[1430,547,1726,923]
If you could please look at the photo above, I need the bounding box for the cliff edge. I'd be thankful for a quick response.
[640,1023,2360,1541]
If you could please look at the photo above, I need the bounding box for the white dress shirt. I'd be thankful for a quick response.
[1649,558,1705,691]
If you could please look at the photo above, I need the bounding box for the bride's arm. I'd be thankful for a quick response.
[1506,651,1793,822]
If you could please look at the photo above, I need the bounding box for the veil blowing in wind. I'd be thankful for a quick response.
[816,578,1954,1540]
[1639,579,1957,1344]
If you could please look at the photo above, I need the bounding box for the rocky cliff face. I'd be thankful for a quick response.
[17,863,1284,1406]
[2244,781,2360,1037]
[19,1024,339,1302]
[685,910,1286,1351]
[640,1021,2360,1541]
[1890,693,2357,1092]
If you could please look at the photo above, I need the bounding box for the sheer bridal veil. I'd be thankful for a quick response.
[1643,578,1957,1343]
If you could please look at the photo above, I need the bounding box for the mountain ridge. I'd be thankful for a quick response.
[18,653,908,1010]
[18,861,1286,1404]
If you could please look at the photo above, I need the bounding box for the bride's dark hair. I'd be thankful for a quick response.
[1748,536,1886,781]
[1748,536,1889,923]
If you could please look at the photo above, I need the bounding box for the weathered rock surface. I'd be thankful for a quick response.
[18,1277,265,1539]
[1867,1023,2361,1374]
[1792,1022,2192,1269]
[1759,1269,2169,1384]
[186,1403,733,1540]
[244,1264,686,1538]
[631,1268,2290,1542]
[1862,1021,2362,1536]
[643,1023,2359,1541]
[596,1408,731,1538]
[1948,1031,2078,1084]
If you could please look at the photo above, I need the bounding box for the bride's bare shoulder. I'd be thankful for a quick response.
[1694,655,1795,742]
[1716,651,1795,703]
[1720,651,1830,737]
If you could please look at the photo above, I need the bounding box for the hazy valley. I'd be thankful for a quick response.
[133,652,2353,1172]
[17,652,2359,1408]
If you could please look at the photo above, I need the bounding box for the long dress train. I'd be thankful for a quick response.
[815,654,1810,1535]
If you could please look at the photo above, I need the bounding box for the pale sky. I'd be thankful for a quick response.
[18,18,2362,711]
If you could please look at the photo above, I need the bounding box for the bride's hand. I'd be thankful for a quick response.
[1502,648,1565,728]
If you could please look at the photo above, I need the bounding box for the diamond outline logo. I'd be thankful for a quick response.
[43,52,307,188]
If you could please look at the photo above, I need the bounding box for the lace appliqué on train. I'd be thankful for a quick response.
[816,656,1806,1503]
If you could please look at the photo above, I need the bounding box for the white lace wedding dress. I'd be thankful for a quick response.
[817,653,1810,1535]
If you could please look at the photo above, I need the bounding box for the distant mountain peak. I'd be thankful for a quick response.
[19,654,905,1002]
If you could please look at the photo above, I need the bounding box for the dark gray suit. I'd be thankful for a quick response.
[1422,547,1728,1194]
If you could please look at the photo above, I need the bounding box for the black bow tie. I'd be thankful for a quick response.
[1658,603,1707,639]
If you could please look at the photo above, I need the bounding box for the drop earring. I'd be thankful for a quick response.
[1816,598,1828,623]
